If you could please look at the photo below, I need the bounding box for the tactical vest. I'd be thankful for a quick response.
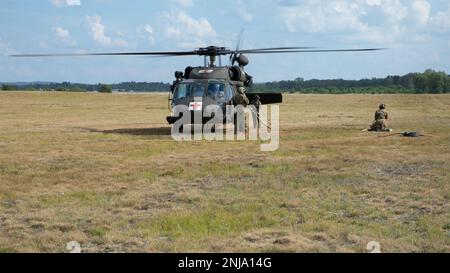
[375,110,386,120]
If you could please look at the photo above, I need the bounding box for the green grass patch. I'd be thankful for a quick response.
[139,204,295,240]
[87,227,108,237]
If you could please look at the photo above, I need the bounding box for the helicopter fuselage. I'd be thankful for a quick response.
[166,66,282,125]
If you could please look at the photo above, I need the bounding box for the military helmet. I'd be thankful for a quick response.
[379,104,386,110]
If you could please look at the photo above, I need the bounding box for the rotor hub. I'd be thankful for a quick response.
[194,46,229,56]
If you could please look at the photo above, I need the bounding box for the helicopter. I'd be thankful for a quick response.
[10,44,384,126]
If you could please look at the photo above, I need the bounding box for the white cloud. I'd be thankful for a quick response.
[86,15,128,47]
[162,11,216,48]
[411,0,431,25]
[137,24,154,35]
[377,0,408,23]
[430,6,450,30]
[366,0,381,6]
[238,0,253,22]
[277,0,448,45]
[170,0,193,7]
[54,26,70,39]
[278,0,369,33]
[51,0,81,7]
[53,26,77,46]
[136,24,155,44]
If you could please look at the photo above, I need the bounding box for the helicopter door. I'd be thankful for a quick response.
[172,83,194,111]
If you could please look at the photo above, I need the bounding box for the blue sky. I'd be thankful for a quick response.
[1,0,449,83]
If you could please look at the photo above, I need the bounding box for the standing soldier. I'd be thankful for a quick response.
[250,95,261,112]
[232,87,250,134]
[171,71,183,93]
[250,95,261,127]
[232,87,249,106]
[370,104,390,131]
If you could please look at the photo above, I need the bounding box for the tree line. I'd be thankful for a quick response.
[2,69,449,94]
[250,69,450,94]
[0,82,171,92]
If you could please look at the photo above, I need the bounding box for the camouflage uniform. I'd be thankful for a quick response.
[232,87,249,106]
[250,95,261,112]
[250,95,261,127]
[370,109,389,131]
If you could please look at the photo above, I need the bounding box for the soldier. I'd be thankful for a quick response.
[232,87,250,134]
[207,83,221,98]
[250,95,261,127]
[369,104,389,131]
[170,71,183,93]
[250,95,261,113]
[232,86,249,107]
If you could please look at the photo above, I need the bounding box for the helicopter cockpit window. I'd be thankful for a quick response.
[173,83,192,100]
[224,84,233,101]
[193,83,205,97]
[207,83,225,98]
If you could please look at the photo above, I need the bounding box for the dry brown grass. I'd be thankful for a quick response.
[0,91,449,253]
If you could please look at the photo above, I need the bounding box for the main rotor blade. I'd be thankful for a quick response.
[230,29,246,65]
[237,46,317,53]
[9,51,198,58]
[239,48,386,54]
[224,47,318,57]
[10,47,385,58]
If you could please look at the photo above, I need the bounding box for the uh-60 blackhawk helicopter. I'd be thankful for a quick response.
[11,44,383,127]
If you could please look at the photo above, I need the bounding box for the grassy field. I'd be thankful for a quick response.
[0,91,449,253]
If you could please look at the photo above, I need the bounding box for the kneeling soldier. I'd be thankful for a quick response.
[370,104,389,131]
